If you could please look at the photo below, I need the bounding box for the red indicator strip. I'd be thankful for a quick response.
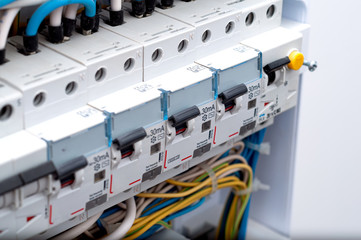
[110,175,114,194]
[176,128,187,135]
[213,126,217,144]
[225,105,234,112]
[121,151,133,159]
[229,132,239,138]
[27,216,35,222]
[61,179,74,188]
[164,151,168,169]
[71,208,84,216]
[129,179,141,186]
[49,205,54,225]
[181,155,192,161]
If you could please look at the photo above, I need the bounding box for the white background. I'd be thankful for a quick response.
[291,0,361,238]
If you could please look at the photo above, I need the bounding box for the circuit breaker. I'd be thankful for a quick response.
[0,0,313,239]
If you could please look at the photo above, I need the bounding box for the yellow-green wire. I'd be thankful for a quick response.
[230,180,252,239]
[194,163,228,183]
[157,220,172,229]
[125,220,172,238]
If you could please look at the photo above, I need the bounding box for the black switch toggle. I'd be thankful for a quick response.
[114,127,147,150]
[219,84,248,105]
[263,57,291,85]
[169,106,200,128]
[56,156,88,181]
[20,161,56,184]
[0,175,24,196]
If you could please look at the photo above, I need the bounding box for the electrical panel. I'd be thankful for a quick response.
[0,0,313,239]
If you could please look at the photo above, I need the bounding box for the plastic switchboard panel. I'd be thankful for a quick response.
[156,0,282,59]
[3,36,87,127]
[100,9,196,81]
[38,26,143,101]
[0,80,23,138]
[241,27,303,124]
[0,0,310,238]
[89,82,165,193]
[196,44,263,147]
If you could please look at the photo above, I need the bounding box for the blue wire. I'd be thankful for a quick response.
[25,0,96,36]
[100,206,122,219]
[143,198,162,212]
[136,197,206,240]
[238,128,267,240]
[219,192,234,240]
[0,0,16,8]
[141,198,179,217]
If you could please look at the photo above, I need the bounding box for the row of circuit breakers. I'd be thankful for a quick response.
[0,0,307,238]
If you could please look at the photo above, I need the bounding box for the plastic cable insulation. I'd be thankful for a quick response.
[51,211,102,240]
[26,0,96,36]
[64,3,79,19]
[0,0,16,8]
[110,0,122,11]
[124,181,245,240]
[0,7,19,49]
[102,197,136,240]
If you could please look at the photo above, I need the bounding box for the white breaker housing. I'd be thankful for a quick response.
[0,0,309,238]
[38,24,143,101]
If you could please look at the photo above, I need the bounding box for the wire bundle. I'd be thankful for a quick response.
[85,143,254,239]
[218,128,267,240]
[58,130,267,240]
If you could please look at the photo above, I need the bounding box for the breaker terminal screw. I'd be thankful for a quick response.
[303,60,318,72]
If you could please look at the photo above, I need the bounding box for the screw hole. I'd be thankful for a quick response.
[151,49,163,62]
[65,81,77,95]
[245,12,255,26]
[201,30,211,43]
[95,67,106,81]
[33,92,46,107]
[0,104,13,121]
[178,39,188,53]
[124,58,135,72]
[266,5,275,18]
[225,21,235,34]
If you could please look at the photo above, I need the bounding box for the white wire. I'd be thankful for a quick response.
[0,8,19,50]
[64,3,79,20]
[51,211,102,240]
[102,197,136,240]
[111,0,122,11]
[49,6,63,27]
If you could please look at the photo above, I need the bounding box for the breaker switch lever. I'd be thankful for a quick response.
[263,57,291,85]
[20,161,56,184]
[0,175,23,196]
[114,127,147,150]
[56,156,88,181]
[263,57,290,74]
[219,84,248,105]
[169,106,200,128]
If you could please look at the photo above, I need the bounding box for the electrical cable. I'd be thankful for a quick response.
[0,7,19,63]
[130,178,250,236]
[101,197,136,240]
[137,164,252,199]
[25,0,96,36]
[237,128,267,240]
[83,139,259,240]
[49,6,63,27]
[0,0,16,8]
[64,3,79,19]
[51,211,102,240]
[110,0,122,11]
[137,197,206,240]
[124,181,247,240]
